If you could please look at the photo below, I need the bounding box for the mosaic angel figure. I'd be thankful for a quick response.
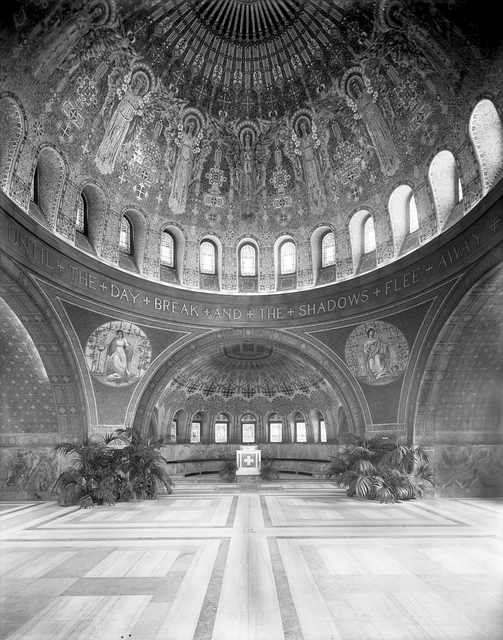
[95,66,184,175]
[32,0,112,83]
[279,113,329,214]
[164,110,213,214]
[311,71,400,178]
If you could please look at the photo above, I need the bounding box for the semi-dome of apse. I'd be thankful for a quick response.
[0,0,502,293]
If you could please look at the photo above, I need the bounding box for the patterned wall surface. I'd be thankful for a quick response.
[415,262,503,446]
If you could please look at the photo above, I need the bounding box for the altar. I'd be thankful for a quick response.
[236,445,261,476]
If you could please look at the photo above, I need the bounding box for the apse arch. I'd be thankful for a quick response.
[0,252,87,446]
[403,249,503,445]
[129,328,368,441]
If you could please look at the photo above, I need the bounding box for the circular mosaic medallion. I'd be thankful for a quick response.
[85,320,152,387]
[345,320,409,386]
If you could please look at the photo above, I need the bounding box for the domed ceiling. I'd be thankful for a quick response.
[168,338,329,399]
[0,0,501,282]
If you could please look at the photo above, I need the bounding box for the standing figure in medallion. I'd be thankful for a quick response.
[363,328,391,382]
[105,330,134,381]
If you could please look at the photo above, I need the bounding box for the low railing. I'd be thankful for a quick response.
[163,457,331,478]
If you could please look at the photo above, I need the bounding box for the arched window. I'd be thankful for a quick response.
[215,414,229,444]
[280,241,296,275]
[76,193,87,234]
[295,412,307,443]
[321,231,335,267]
[160,230,175,267]
[240,243,257,276]
[200,240,216,274]
[429,150,463,229]
[241,413,256,443]
[409,195,418,233]
[170,416,177,442]
[456,176,464,204]
[31,164,40,205]
[363,216,376,254]
[119,216,132,254]
[319,416,327,443]
[269,414,283,443]
[469,99,503,196]
[190,413,202,443]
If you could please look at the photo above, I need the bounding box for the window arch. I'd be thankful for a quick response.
[280,240,296,275]
[215,414,229,443]
[388,185,419,256]
[409,195,419,233]
[268,414,283,443]
[294,412,307,443]
[321,231,335,268]
[76,192,87,234]
[199,240,216,274]
[190,413,202,443]
[429,150,463,229]
[160,230,175,267]
[469,99,503,196]
[119,215,132,254]
[31,164,40,205]
[241,413,256,443]
[363,216,376,254]
[319,413,327,443]
[240,243,257,276]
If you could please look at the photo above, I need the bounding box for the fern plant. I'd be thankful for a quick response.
[52,429,173,508]
[218,457,237,482]
[260,455,279,481]
[324,437,434,503]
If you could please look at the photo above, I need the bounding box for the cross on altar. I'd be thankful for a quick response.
[236,446,261,475]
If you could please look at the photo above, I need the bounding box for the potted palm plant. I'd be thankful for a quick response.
[324,437,434,503]
[52,429,173,508]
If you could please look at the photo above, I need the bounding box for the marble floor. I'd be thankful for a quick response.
[1,480,502,640]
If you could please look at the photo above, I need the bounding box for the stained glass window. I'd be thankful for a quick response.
[280,241,296,275]
[190,420,201,443]
[320,419,327,443]
[215,415,228,443]
[240,244,256,276]
[76,193,86,233]
[242,415,256,443]
[458,177,464,202]
[269,417,282,443]
[161,231,174,266]
[295,416,307,443]
[409,196,419,233]
[363,216,376,254]
[321,232,335,267]
[200,241,216,274]
[170,420,177,442]
[119,216,131,254]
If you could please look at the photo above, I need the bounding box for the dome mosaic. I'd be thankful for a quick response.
[0,0,502,294]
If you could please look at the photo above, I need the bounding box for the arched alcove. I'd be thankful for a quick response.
[469,99,503,195]
[33,146,66,228]
[0,94,25,196]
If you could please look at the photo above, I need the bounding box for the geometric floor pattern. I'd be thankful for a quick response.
[1,481,502,639]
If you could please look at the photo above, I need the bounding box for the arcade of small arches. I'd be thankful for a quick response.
[163,409,337,446]
[2,96,502,293]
